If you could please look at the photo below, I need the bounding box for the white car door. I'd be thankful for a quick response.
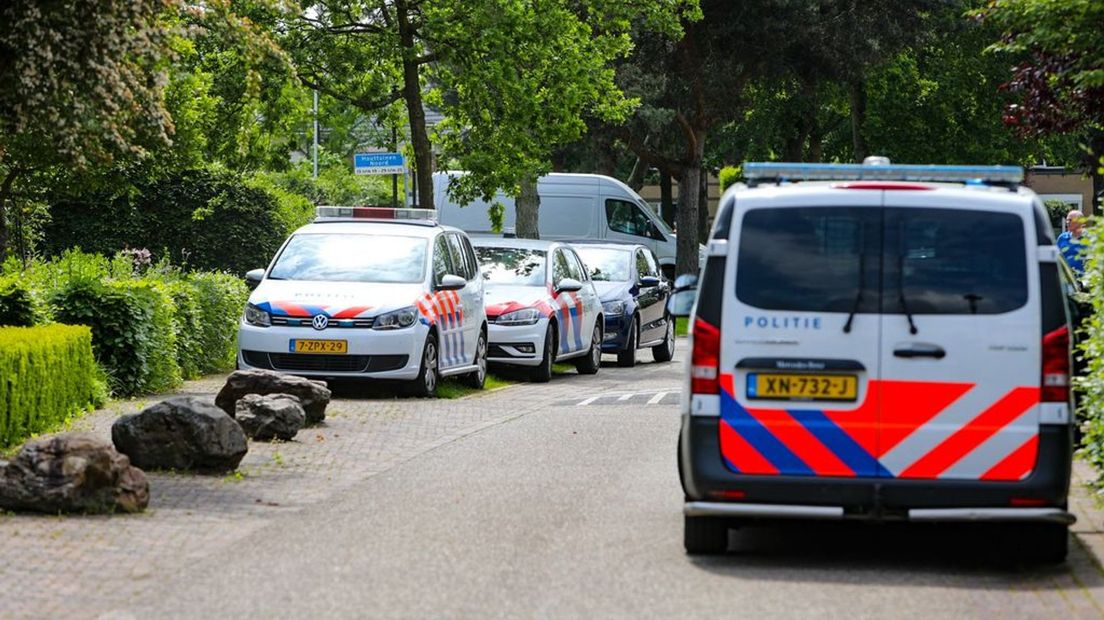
[565,247,602,346]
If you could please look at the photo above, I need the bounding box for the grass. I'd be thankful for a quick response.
[675,317,690,337]
[553,363,576,375]
[436,372,514,399]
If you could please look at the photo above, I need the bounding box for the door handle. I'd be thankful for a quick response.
[893,344,946,359]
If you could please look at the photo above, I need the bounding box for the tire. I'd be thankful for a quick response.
[1023,523,1069,564]
[684,515,728,555]
[407,333,439,397]
[575,322,603,375]
[652,314,676,363]
[616,317,638,367]
[461,329,488,389]
[529,324,555,383]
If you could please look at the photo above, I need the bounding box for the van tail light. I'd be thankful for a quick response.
[1041,326,1070,403]
[691,318,721,395]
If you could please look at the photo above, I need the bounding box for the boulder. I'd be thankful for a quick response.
[0,433,149,514]
[235,394,305,441]
[216,369,331,425]
[112,396,248,474]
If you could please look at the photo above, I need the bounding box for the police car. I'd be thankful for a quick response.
[471,238,603,382]
[238,207,488,397]
[676,159,1075,561]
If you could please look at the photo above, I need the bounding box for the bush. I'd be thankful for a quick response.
[0,325,103,446]
[718,166,743,192]
[0,275,35,326]
[188,271,248,374]
[1077,220,1104,481]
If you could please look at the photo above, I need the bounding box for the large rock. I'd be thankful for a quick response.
[235,394,305,441]
[0,433,149,514]
[112,396,248,474]
[216,369,331,425]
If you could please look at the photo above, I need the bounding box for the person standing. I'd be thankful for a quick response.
[1058,209,1086,273]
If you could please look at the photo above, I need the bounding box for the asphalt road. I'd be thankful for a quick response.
[123,346,1104,619]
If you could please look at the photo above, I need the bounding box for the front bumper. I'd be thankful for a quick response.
[237,321,425,380]
[601,313,632,353]
[486,318,548,367]
[679,414,1074,520]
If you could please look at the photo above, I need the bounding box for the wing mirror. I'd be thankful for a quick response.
[667,274,699,317]
[639,275,661,288]
[245,268,265,289]
[556,278,583,293]
[436,274,467,291]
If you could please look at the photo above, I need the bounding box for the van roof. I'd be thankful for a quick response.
[722,182,1041,212]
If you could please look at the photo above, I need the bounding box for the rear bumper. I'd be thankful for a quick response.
[680,415,1074,518]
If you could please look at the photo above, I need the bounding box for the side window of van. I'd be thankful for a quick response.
[433,235,455,285]
[606,200,655,238]
[445,233,470,279]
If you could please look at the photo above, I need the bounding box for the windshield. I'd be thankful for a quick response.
[575,247,631,282]
[268,233,427,283]
[475,247,547,286]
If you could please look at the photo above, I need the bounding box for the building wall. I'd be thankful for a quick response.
[1023,169,1095,215]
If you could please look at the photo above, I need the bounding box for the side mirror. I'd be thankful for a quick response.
[436,274,466,291]
[245,268,265,289]
[639,275,661,288]
[672,274,699,292]
[667,289,697,318]
[556,278,583,293]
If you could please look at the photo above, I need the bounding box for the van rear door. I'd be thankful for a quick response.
[877,194,1039,482]
[721,190,886,478]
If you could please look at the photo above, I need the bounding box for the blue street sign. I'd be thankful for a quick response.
[354,152,406,175]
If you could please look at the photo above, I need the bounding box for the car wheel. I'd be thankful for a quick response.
[408,333,439,397]
[529,324,555,383]
[461,330,488,389]
[652,315,675,363]
[617,316,638,368]
[575,322,602,375]
[684,515,728,555]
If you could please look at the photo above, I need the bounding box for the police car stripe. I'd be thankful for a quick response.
[719,387,813,476]
[744,407,854,476]
[981,435,1038,481]
[719,417,779,474]
[788,409,892,478]
[939,408,1037,480]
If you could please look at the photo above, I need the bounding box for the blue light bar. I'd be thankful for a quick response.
[315,206,437,223]
[743,161,1023,184]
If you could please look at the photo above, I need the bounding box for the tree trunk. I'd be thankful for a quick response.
[698,165,710,243]
[849,80,869,163]
[396,1,434,208]
[676,165,700,277]
[660,173,674,228]
[515,174,540,239]
[0,168,19,259]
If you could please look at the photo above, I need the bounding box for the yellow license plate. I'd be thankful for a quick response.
[289,339,348,354]
[747,373,857,401]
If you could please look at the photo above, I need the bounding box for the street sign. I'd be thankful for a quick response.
[354,152,406,175]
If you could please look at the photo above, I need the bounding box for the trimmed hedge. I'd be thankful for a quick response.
[0,325,103,446]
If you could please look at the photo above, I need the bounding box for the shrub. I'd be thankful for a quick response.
[188,271,248,374]
[0,275,35,326]
[0,325,102,446]
[1077,220,1104,481]
[718,166,743,192]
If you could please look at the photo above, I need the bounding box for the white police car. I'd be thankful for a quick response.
[676,159,1076,561]
[471,237,603,382]
[238,207,488,397]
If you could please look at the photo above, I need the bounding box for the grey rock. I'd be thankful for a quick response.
[235,394,305,441]
[216,369,331,425]
[112,396,247,474]
[0,433,149,514]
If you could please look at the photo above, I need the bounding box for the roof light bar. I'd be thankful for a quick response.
[315,206,437,222]
[743,161,1024,185]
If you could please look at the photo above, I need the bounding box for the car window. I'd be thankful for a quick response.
[461,236,480,281]
[553,249,573,285]
[475,246,547,286]
[884,208,1027,315]
[445,234,470,279]
[635,250,651,279]
[269,233,427,283]
[575,247,631,282]
[642,249,660,278]
[433,235,455,285]
[606,199,654,237]
[565,249,588,282]
[736,207,881,313]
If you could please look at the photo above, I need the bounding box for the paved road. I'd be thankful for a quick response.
[111,347,1104,619]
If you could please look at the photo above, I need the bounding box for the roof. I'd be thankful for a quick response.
[566,240,643,252]
[294,220,456,238]
[723,182,1039,212]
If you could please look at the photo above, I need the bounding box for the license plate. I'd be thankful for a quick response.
[289,339,348,354]
[746,372,857,401]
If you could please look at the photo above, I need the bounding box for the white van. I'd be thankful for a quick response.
[433,172,681,279]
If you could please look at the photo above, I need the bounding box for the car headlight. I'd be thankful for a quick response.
[496,307,542,326]
[244,303,271,327]
[602,300,626,316]
[373,306,418,330]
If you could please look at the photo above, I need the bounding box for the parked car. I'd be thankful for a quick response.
[434,172,683,280]
[470,237,603,382]
[238,207,488,397]
[572,241,675,367]
[677,158,1076,562]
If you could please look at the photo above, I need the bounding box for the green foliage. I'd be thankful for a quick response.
[186,272,249,374]
[1044,199,1071,234]
[0,275,35,327]
[1076,220,1104,479]
[718,166,743,192]
[0,325,101,447]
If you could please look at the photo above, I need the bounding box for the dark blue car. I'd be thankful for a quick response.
[573,242,675,367]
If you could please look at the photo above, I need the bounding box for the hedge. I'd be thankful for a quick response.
[0,325,104,446]
[1077,221,1104,481]
[0,275,35,327]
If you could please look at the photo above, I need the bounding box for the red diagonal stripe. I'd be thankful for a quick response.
[719,418,779,475]
[899,387,1040,479]
[274,302,312,317]
[745,407,855,477]
[981,435,1039,481]
[331,306,372,319]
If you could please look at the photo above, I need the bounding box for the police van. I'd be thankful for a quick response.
[676,159,1075,561]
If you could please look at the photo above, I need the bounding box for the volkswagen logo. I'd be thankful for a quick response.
[311,314,329,330]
